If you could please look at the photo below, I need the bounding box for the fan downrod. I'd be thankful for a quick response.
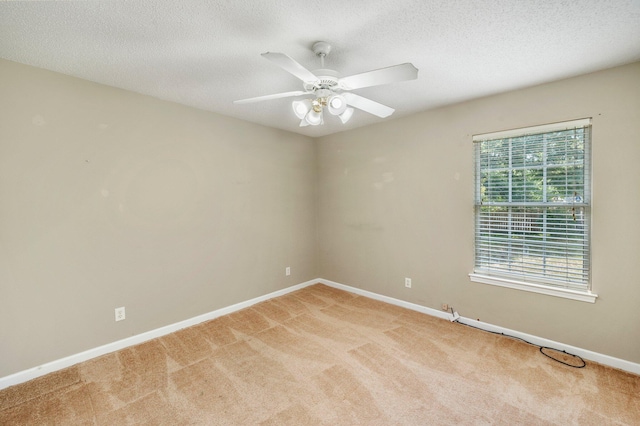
[303,41,339,92]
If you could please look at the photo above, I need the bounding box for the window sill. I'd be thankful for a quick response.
[469,273,598,303]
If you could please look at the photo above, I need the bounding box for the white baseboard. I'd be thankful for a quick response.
[453,317,640,375]
[319,278,640,376]
[2,277,638,391]
[0,279,317,391]
[317,278,452,321]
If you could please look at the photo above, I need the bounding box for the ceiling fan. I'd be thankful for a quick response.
[234,41,418,126]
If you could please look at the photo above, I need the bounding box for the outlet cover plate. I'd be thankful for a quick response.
[115,307,125,322]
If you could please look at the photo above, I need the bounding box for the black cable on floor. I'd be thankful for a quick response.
[450,308,586,368]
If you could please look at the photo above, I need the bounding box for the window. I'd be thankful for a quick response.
[470,119,596,302]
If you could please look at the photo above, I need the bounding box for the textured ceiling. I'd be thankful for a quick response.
[1,1,639,137]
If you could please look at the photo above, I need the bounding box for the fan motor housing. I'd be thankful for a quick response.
[305,68,340,92]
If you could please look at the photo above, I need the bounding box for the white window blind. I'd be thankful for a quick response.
[473,119,591,292]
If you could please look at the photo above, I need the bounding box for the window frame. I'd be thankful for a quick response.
[469,118,597,303]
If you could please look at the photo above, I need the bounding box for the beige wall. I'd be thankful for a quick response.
[1,59,638,379]
[0,59,318,377]
[317,62,640,363]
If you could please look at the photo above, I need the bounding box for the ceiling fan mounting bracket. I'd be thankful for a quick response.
[312,41,332,58]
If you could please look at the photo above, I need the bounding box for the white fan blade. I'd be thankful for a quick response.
[339,63,418,90]
[261,52,319,83]
[343,93,395,118]
[234,90,313,104]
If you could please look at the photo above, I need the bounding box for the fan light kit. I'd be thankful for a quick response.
[234,41,418,126]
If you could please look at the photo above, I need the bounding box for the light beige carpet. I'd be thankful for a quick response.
[1,283,638,425]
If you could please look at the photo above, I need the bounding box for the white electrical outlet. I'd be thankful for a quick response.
[285,266,291,276]
[115,307,125,322]
[405,277,412,288]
